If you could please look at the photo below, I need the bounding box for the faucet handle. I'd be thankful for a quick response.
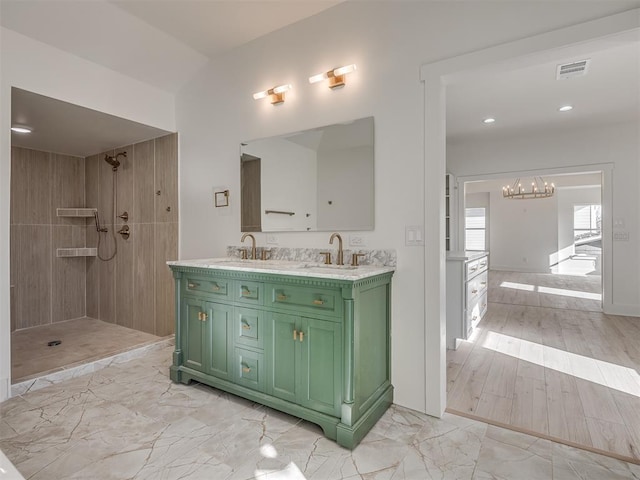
[239,248,248,260]
[261,249,271,261]
[351,253,366,266]
[319,252,332,265]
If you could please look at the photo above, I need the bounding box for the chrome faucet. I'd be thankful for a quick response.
[240,233,257,260]
[329,233,344,265]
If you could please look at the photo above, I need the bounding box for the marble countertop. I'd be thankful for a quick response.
[167,257,395,281]
[446,250,489,262]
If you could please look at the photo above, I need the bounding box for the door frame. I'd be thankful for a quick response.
[420,9,639,417]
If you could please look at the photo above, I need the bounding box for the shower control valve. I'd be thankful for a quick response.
[118,211,129,222]
[117,225,130,240]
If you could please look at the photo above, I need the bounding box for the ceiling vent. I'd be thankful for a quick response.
[556,59,590,80]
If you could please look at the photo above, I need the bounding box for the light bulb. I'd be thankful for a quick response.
[272,84,291,94]
[333,64,357,76]
[308,72,327,84]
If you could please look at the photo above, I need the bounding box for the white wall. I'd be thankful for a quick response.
[448,121,639,311]
[316,146,374,231]
[0,27,176,401]
[175,2,640,412]
[490,192,559,272]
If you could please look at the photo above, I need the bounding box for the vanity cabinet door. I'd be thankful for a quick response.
[267,312,341,417]
[182,297,232,380]
[183,297,206,372]
[203,301,233,381]
[299,317,342,417]
[268,312,298,404]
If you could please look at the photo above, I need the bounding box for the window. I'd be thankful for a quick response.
[574,204,601,243]
[465,207,486,251]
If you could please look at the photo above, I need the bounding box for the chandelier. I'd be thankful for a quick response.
[502,177,555,199]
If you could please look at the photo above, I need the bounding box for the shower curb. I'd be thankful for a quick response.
[11,337,174,397]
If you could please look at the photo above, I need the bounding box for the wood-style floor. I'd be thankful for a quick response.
[447,270,640,464]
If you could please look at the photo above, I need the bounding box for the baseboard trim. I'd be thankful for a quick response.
[446,407,640,466]
[604,303,640,317]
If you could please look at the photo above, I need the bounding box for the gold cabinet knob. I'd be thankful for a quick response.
[242,323,251,330]
[299,331,304,342]
[242,366,251,373]
[293,329,298,340]
[313,299,324,305]
[277,294,287,301]
[241,288,251,296]
[188,282,199,289]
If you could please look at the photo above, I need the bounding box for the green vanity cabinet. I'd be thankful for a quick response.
[168,262,394,449]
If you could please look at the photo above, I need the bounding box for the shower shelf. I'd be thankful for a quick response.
[56,248,97,258]
[56,208,97,217]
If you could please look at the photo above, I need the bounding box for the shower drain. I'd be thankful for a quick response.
[47,340,61,347]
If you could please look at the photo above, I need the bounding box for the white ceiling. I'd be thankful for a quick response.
[446,40,640,142]
[1,1,639,156]
[11,88,171,157]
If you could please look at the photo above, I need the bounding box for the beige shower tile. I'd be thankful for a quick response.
[98,231,116,323]
[52,226,86,323]
[154,222,177,336]
[52,153,85,225]
[98,150,115,224]
[85,228,100,318]
[133,139,155,224]
[11,147,51,225]
[85,154,100,211]
[115,145,133,226]
[115,225,134,329]
[133,224,155,334]
[16,225,52,328]
[154,133,178,224]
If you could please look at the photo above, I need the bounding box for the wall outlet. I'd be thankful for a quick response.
[349,235,366,247]
[613,218,626,229]
[266,234,279,245]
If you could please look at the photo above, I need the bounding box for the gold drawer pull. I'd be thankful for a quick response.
[242,366,251,373]
[471,289,478,294]
[201,312,208,321]
[470,266,477,272]
[480,282,487,286]
[472,315,478,320]
[242,323,251,330]
[241,288,251,296]
[293,329,298,340]
[198,312,202,321]
[211,284,220,291]
[480,262,487,267]
[188,282,199,289]
[277,294,287,301]
[313,299,324,305]
[299,331,304,342]
[198,311,207,321]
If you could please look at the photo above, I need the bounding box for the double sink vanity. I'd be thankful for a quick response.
[167,237,394,449]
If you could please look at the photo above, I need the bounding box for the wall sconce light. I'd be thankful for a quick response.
[309,64,357,89]
[253,84,292,105]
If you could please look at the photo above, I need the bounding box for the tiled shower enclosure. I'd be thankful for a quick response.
[10,133,178,337]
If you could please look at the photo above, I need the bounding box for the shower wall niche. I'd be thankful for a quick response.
[10,133,178,337]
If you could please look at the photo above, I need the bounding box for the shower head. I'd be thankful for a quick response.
[104,151,126,171]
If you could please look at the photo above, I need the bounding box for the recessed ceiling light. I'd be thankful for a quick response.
[483,118,496,124]
[11,126,32,133]
[559,105,573,112]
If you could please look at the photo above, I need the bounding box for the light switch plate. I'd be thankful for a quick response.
[613,231,629,241]
[405,225,424,246]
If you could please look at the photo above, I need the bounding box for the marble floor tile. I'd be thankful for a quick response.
[2,344,639,480]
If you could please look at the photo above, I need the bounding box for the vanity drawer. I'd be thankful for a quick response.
[466,256,488,279]
[234,280,264,305]
[268,284,340,318]
[234,348,265,392]
[467,291,488,333]
[184,276,229,298]
[235,307,263,349]
[466,270,488,304]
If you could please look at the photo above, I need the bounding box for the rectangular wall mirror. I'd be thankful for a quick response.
[240,116,374,232]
